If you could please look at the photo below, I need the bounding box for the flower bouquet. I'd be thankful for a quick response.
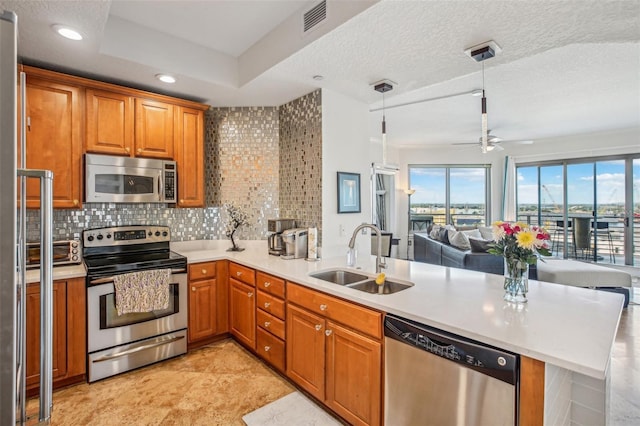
[488,221,551,303]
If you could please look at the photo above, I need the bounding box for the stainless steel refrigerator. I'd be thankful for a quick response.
[0,10,54,425]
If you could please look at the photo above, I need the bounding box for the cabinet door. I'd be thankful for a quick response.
[174,106,204,207]
[134,98,174,159]
[325,321,382,426]
[86,88,134,156]
[25,281,67,387]
[24,77,82,208]
[229,278,256,349]
[188,278,217,343]
[286,304,325,401]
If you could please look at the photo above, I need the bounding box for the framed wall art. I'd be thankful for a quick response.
[337,171,361,213]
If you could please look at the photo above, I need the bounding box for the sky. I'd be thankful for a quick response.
[409,167,486,205]
[517,159,640,206]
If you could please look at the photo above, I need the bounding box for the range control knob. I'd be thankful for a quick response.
[155,231,161,236]
[148,232,152,236]
[106,234,112,239]
[96,234,103,240]
[162,231,168,237]
[87,235,94,242]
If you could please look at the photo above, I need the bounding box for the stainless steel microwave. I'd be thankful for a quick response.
[85,154,177,203]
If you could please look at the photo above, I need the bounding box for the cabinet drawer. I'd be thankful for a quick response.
[189,262,216,280]
[229,262,255,286]
[287,283,382,339]
[257,291,285,320]
[256,272,285,298]
[257,309,285,340]
[256,327,285,372]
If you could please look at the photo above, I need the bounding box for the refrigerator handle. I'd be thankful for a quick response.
[17,169,53,423]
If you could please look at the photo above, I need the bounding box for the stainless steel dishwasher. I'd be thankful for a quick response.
[384,314,519,426]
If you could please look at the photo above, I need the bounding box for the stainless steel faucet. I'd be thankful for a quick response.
[348,224,387,273]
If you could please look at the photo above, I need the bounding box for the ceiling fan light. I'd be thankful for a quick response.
[52,24,83,41]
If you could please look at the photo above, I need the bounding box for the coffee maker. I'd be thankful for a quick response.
[267,219,296,256]
[281,228,308,259]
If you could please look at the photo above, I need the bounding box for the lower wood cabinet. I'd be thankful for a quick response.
[26,277,86,391]
[187,261,229,346]
[229,278,256,349]
[286,283,382,426]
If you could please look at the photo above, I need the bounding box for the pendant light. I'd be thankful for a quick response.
[374,80,394,165]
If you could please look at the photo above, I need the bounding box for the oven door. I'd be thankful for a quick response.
[86,163,162,203]
[87,271,187,353]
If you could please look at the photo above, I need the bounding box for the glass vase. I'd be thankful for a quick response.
[503,257,529,303]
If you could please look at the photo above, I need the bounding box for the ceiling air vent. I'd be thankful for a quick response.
[304,0,327,32]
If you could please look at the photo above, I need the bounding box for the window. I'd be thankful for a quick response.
[408,165,491,229]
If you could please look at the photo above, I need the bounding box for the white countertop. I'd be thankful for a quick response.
[26,263,87,284]
[172,239,624,380]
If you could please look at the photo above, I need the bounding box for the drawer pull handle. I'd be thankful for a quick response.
[319,304,328,311]
[264,346,271,352]
[191,286,196,292]
[264,302,271,308]
[248,292,254,298]
[201,269,207,274]
[264,282,271,288]
[236,271,242,277]
[264,321,271,328]
[315,324,322,331]
[325,330,333,336]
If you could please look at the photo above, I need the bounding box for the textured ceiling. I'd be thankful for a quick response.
[2,0,639,148]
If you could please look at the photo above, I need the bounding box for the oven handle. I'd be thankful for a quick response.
[92,334,185,363]
[89,268,187,285]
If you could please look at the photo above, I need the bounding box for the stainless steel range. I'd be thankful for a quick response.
[83,225,187,382]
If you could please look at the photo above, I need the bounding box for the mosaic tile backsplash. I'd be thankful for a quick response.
[278,90,323,243]
[33,91,323,245]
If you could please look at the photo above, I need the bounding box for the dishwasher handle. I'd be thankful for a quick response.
[385,314,519,385]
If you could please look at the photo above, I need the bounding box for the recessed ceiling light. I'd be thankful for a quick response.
[155,74,176,84]
[52,24,83,41]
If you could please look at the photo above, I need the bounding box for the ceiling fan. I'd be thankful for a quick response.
[453,131,533,152]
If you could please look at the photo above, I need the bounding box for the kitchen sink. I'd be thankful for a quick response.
[349,279,414,295]
[309,269,369,285]
[309,269,414,294]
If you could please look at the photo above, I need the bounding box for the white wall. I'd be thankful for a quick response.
[394,127,640,257]
[321,89,373,258]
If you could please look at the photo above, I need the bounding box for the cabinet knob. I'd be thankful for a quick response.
[247,292,253,298]
[264,302,270,308]
[264,281,271,288]
[137,148,142,154]
[73,199,79,206]
[180,199,185,204]
[236,271,242,277]
[315,324,322,331]
[325,330,333,336]
[125,147,130,153]
[201,269,207,275]
[191,286,196,292]
[264,321,271,328]
[319,304,328,311]
[264,346,271,352]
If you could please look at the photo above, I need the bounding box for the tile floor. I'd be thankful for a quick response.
[29,296,640,425]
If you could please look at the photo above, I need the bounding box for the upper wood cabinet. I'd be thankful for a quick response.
[85,88,134,156]
[174,106,205,207]
[135,98,174,159]
[23,74,82,209]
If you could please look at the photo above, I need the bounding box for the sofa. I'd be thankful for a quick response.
[413,232,538,280]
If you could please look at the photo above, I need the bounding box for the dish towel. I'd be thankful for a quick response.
[113,269,171,315]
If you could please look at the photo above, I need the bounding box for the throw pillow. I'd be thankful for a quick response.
[429,224,442,240]
[448,230,471,250]
[478,226,494,240]
[439,225,455,244]
[462,229,482,239]
[469,237,493,253]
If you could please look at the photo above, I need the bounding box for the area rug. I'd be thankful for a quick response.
[242,391,341,425]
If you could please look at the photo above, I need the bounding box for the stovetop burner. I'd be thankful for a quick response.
[83,225,186,280]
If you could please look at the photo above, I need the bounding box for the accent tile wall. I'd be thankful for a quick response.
[278,90,323,242]
[31,91,323,245]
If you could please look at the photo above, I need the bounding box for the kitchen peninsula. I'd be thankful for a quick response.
[171,239,624,426]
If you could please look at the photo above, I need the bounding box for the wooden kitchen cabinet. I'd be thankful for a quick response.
[187,260,229,347]
[229,263,256,350]
[135,98,174,159]
[26,277,86,392]
[23,72,83,209]
[286,283,382,426]
[85,88,134,156]
[174,106,205,207]
[255,271,287,372]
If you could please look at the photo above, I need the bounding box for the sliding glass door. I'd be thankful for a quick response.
[516,154,638,266]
